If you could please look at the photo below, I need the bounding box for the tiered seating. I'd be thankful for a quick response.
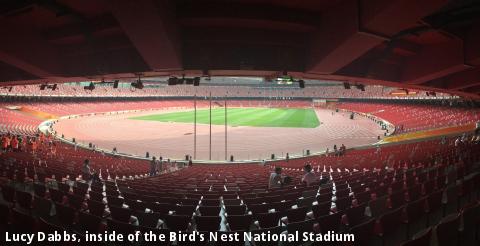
[2,84,400,99]
[1,133,478,245]
[0,107,41,135]
[1,138,150,181]
[337,102,480,133]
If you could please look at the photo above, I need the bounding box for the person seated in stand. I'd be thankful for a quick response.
[269,167,284,189]
[82,159,92,181]
[157,156,163,173]
[340,144,346,156]
[150,156,157,176]
[301,164,316,186]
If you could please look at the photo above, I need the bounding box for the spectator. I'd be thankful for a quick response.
[150,156,157,176]
[2,134,9,152]
[301,164,316,186]
[269,167,283,189]
[82,159,92,181]
[157,156,163,173]
[454,137,461,147]
[11,135,19,152]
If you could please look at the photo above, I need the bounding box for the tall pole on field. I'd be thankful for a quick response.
[225,95,227,161]
[194,94,197,160]
[209,92,212,160]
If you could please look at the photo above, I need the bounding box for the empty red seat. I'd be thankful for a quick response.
[109,205,132,223]
[226,214,252,231]
[195,215,221,232]
[199,206,221,216]
[255,212,281,228]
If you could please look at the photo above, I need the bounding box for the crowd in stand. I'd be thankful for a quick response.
[1,132,55,155]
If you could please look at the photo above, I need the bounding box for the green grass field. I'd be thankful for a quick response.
[130,107,320,128]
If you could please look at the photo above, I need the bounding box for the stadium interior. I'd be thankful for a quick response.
[1,0,480,245]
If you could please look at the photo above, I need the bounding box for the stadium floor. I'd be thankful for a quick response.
[130,108,321,128]
[53,108,384,161]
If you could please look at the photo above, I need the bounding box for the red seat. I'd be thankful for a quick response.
[179,198,199,206]
[107,195,124,207]
[174,205,196,216]
[225,205,246,215]
[435,213,460,246]
[250,226,282,246]
[11,208,36,233]
[0,203,10,231]
[214,231,245,246]
[407,185,422,202]
[166,214,191,231]
[199,206,221,216]
[426,189,444,225]
[88,191,104,202]
[135,211,164,229]
[390,191,406,209]
[316,193,332,204]
[284,206,308,223]
[400,227,432,246]
[55,203,76,228]
[227,214,252,231]
[461,202,480,241]
[349,218,375,246]
[377,206,406,244]
[1,185,15,204]
[67,194,84,210]
[33,195,52,218]
[87,199,105,217]
[335,196,351,211]
[195,215,221,232]
[345,203,366,227]
[318,212,342,233]
[16,190,33,210]
[34,183,47,198]
[255,211,281,228]
[150,202,174,214]
[286,219,314,233]
[38,217,64,233]
[201,199,220,206]
[57,182,70,193]
[354,191,370,205]
[249,203,270,215]
[405,197,427,237]
[223,199,242,206]
[76,211,102,233]
[49,189,65,203]
[109,205,132,222]
[312,201,331,218]
[107,218,137,236]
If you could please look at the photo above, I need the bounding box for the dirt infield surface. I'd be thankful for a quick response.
[53,108,384,161]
